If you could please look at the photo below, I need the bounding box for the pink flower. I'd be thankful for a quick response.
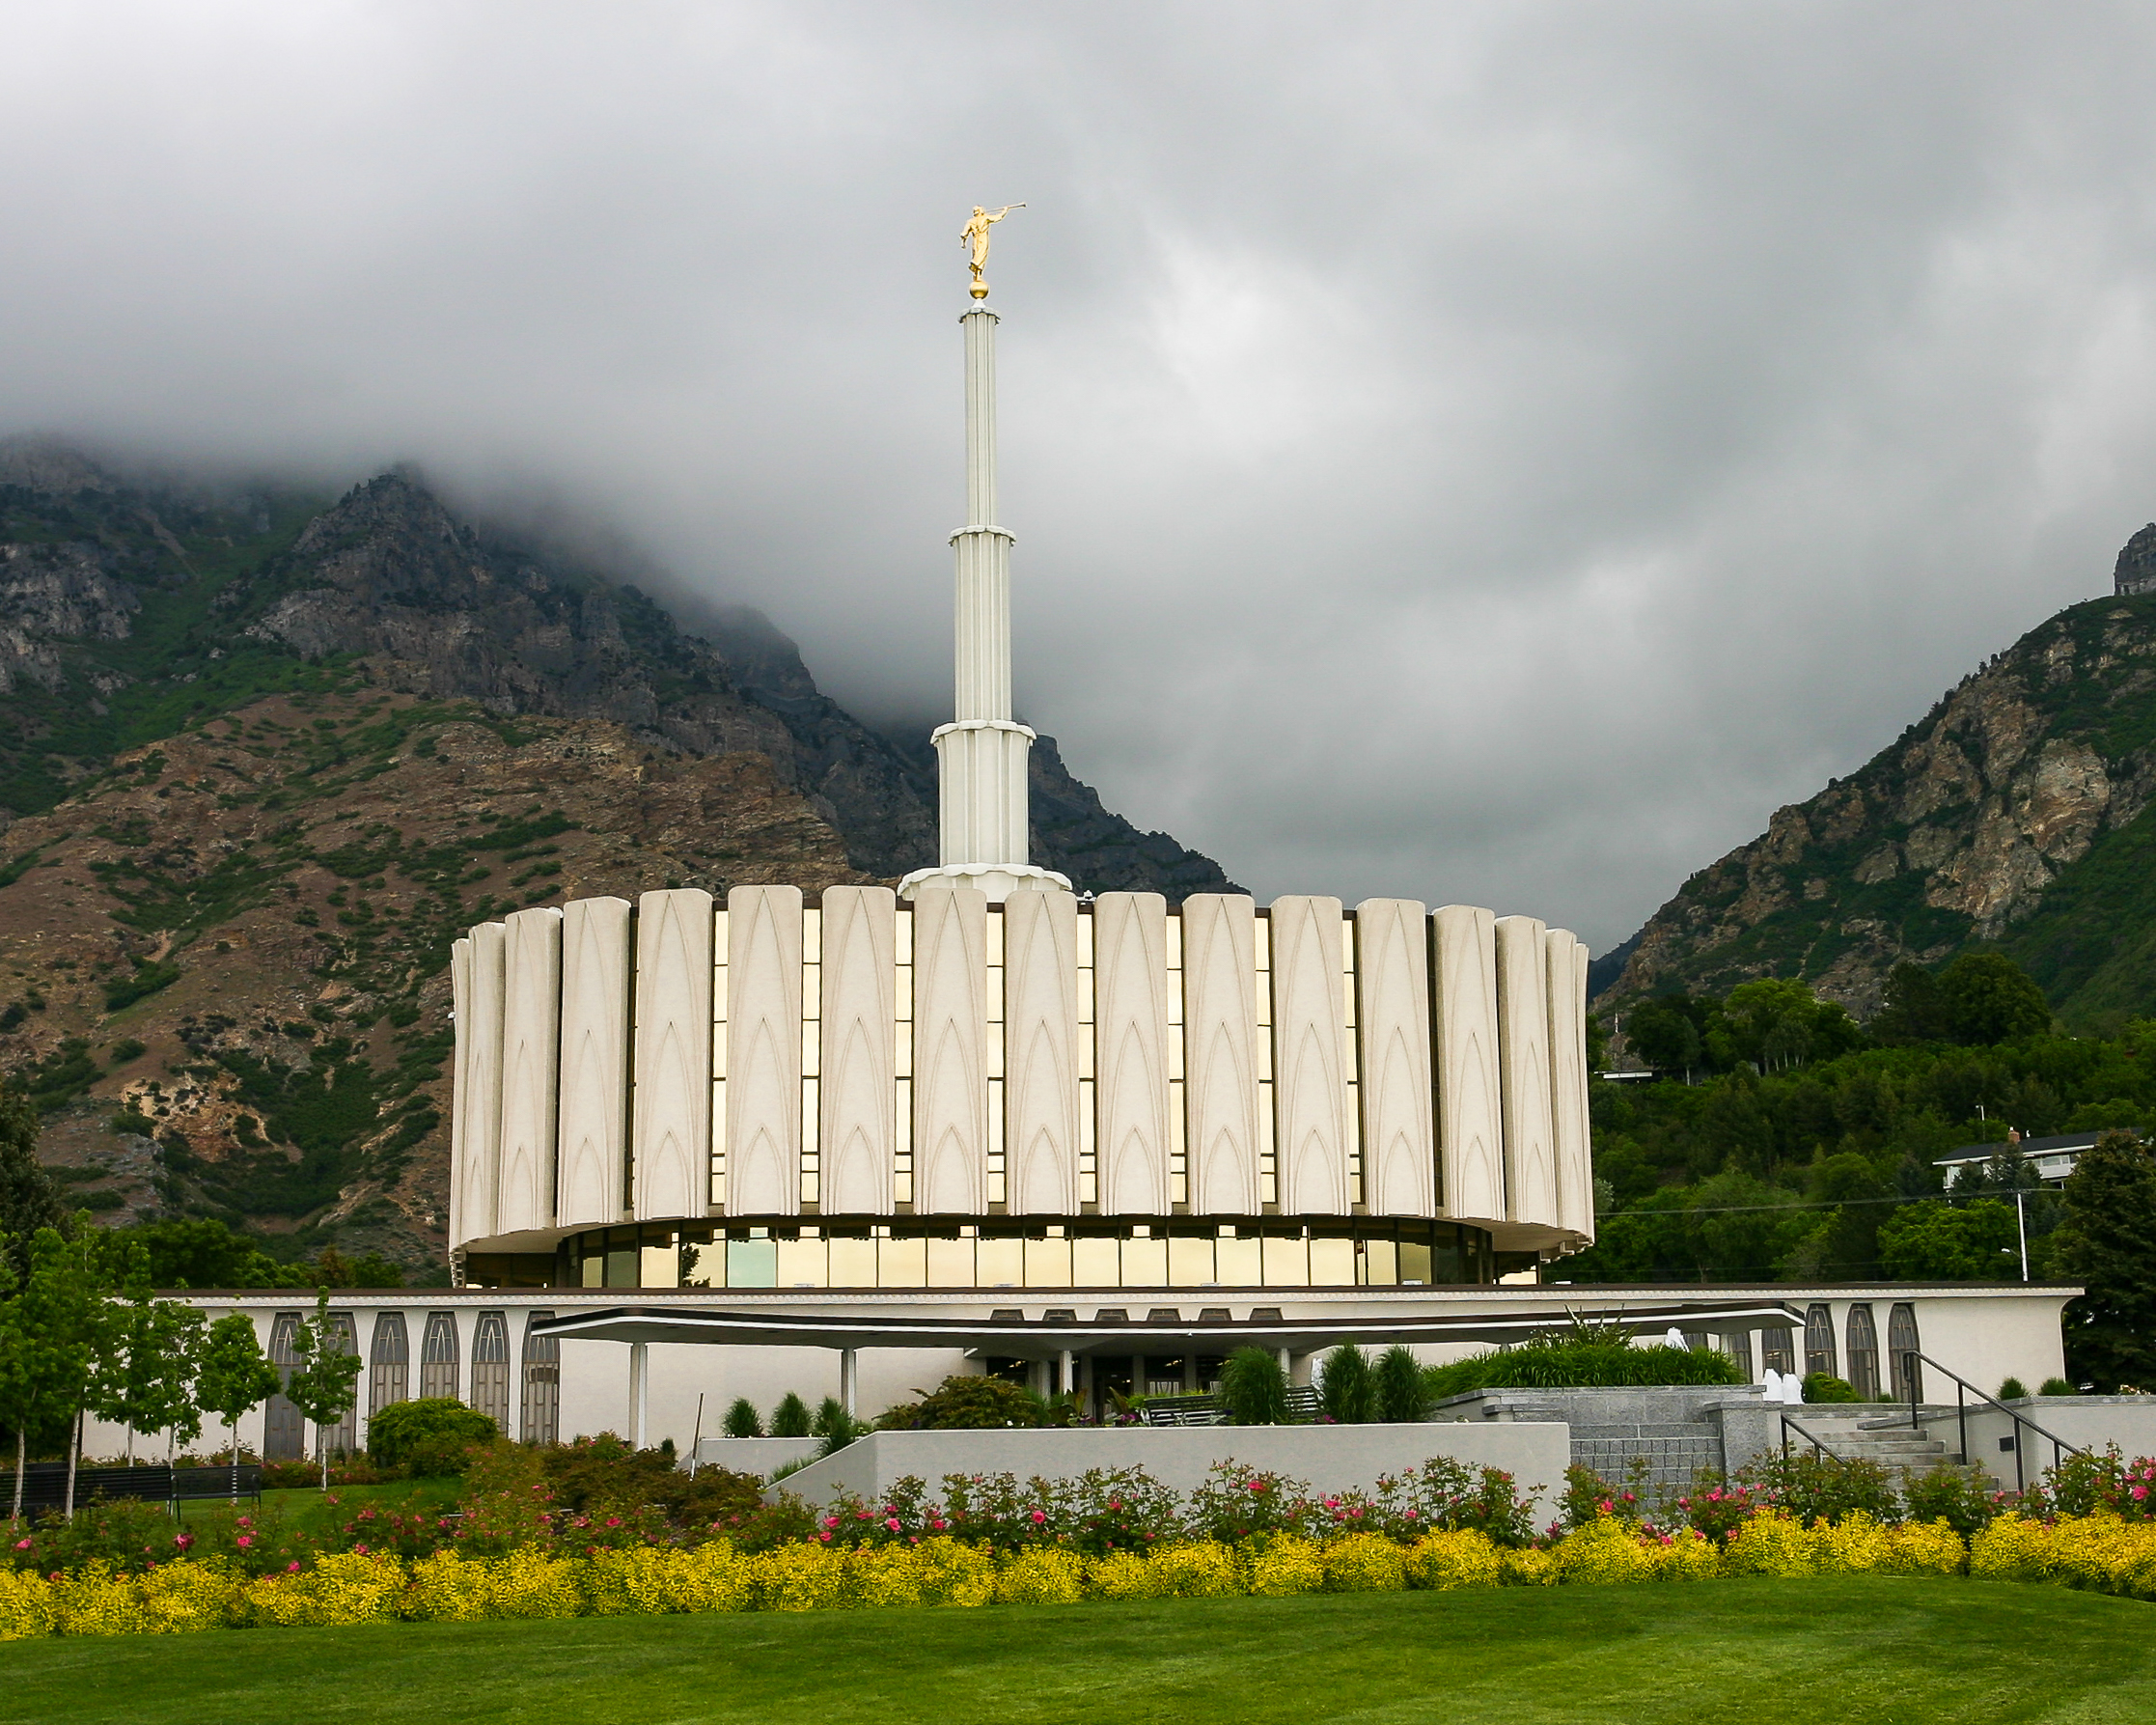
[930,1517,947,1531]
[286,1562,300,1572]
[885,1517,900,1532]
[1404,1509,1420,1519]
[605,1516,622,1528]
[12,1540,28,1550]
[236,1536,253,1548]
[1247,1481,1263,1492]
[817,1531,832,1544]
[1030,1510,1046,1524]
[2134,1486,2148,1501]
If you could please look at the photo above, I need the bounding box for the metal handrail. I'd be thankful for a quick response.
[1780,1412,1838,1461]
[1897,1349,2085,1492]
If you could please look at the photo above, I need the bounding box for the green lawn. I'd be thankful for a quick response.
[2,1577,2149,1725]
[175,1480,459,1537]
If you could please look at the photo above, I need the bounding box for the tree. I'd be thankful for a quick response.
[721,1397,762,1438]
[193,1312,282,1485]
[1877,1199,2020,1280]
[769,1391,813,1436]
[366,1398,499,1475]
[0,1089,66,1278]
[1627,994,1705,1080]
[108,1217,304,1291]
[86,1247,206,1463]
[1937,954,2052,1046]
[0,1228,101,1517]
[282,1289,362,1489]
[1870,961,1950,1044]
[1319,1342,1374,1424]
[2050,1129,2156,1391]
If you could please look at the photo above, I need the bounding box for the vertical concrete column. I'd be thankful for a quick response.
[723,885,802,1214]
[1495,915,1557,1227]
[1181,893,1260,1214]
[840,1348,859,1417]
[630,1342,649,1451]
[495,906,563,1235]
[556,897,632,1227]
[634,889,715,1221]
[1269,896,1350,1214]
[1092,892,1172,1214]
[1355,898,1434,1218]
[1004,882,1081,1213]
[1431,906,1503,1222]
[456,923,508,1243]
[1546,929,1595,1243]
[818,886,898,1215]
[911,886,989,1213]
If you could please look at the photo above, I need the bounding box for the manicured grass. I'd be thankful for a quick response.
[175,1480,459,1537]
[2,1577,2149,1725]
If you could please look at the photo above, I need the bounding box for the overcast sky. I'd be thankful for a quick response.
[6,3,2156,952]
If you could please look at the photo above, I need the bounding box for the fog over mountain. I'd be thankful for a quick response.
[9,4,2156,950]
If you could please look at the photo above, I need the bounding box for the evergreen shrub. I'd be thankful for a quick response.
[365,1398,500,1475]
[1218,1347,1290,1426]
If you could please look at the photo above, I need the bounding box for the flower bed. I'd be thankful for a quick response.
[7,1444,2156,1639]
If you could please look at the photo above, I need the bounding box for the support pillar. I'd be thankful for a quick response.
[840,1348,858,1417]
[1058,1349,1074,1397]
[630,1342,649,1451]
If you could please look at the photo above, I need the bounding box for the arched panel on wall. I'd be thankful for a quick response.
[470,1312,511,1430]
[819,885,898,1215]
[1845,1304,1880,1400]
[1804,1304,1838,1378]
[368,1312,408,1417]
[1181,894,1259,1215]
[633,888,715,1221]
[1092,892,1171,1215]
[1355,898,1433,1219]
[724,885,802,1215]
[1431,905,1502,1223]
[321,1313,360,1459]
[1888,1303,1922,1403]
[520,1312,561,1446]
[1545,928,1594,1242]
[911,887,988,1214]
[1003,885,1080,1214]
[556,896,631,1228]
[1270,896,1349,1215]
[456,924,508,1242]
[418,1312,459,1400]
[495,906,563,1235]
[264,1313,304,1461]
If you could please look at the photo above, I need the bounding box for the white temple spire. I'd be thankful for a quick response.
[899,223,1070,904]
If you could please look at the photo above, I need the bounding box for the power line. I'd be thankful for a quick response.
[1592,1189,2050,1220]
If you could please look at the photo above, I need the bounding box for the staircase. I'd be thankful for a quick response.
[1784,1409,1981,1478]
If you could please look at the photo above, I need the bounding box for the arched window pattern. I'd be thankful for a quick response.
[520,1312,560,1446]
[1762,1326,1797,1377]
[319,1314,360,1461]
[1724,1330,1754,1379]
[471,1312,511,1430]
[1804,1304,1837,1379]
[1845,1303,1880,1400]
[419,1312,460,1401]
[264,1313,305,1461]
[1888,1302,1921,1403]
[370,1313,409,1416]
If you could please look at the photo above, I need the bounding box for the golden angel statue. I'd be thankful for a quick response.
[961,204,1025,294]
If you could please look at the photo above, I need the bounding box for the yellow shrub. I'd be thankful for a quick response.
[1245,1536,1325,1597]
[240,1554,406,1628]
[994,1547,1087,1605]
[1499,1545,1558,1587]
[1146,1542,1241,1599]
[1644,1530,1723,1582]
[1321,1534,1407,1595]
[0,1567,57,1641]
[1879,1520,1966,1577]
[1725,1510,1814,1577]
[1809,1511,1892,1575]
[1970,1513,2056,1582]
[1552,1516,1657,1586]
[48,1564,152,1637]
[137,1559,240,1634]
[758,1542,857,1612]
[1087,1550,1160,1600]
[583,1546,729,1616]
[2048,1516,2156,1600]
[486,1547,585,1620]
[1405,1530,1503,1592]
[406,1548,497,1621]
[901,1538,996,1607]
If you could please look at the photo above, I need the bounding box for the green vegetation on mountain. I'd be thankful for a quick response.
[1576,955,2156,1287]
[1604,587,2156,1028]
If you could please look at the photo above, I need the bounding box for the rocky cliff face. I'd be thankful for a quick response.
[0,444,1237,1269]
[1605,586,2156,1025]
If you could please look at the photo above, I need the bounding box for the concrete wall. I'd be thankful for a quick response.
[767,1423,1571,1523]
[453,889,1597,1257]
[1917,1397,2156,1491]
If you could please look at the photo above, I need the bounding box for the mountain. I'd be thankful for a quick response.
[0,442,1235,1270]
[1601,571,2156,1029]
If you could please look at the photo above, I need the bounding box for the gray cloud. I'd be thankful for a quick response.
[6,2,2156,949]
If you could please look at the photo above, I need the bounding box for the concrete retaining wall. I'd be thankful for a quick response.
[693,1436,823,1478]
[765,1423,1569,1522]
[1917,1396,2156,1490]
